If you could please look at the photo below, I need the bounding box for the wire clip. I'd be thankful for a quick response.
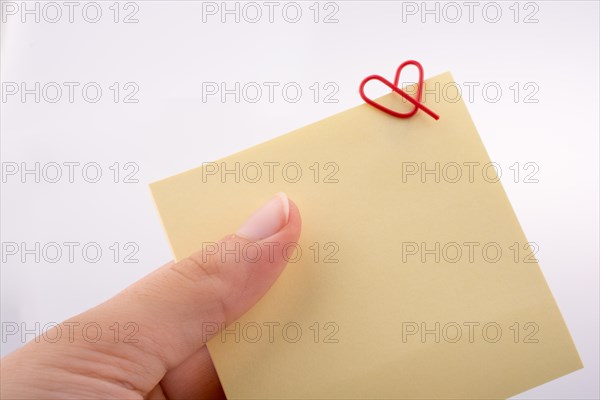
[359,60,439,120]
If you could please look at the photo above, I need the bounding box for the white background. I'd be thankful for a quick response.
[1,1,598,398]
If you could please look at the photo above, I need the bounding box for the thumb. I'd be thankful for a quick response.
[110,192,300,361]
[60,193,300,391]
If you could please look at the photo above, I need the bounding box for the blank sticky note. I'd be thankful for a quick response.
[150,72,582,399]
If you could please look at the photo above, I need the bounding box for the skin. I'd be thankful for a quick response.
[1,201,302,399]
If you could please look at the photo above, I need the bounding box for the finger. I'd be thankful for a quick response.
[160,346,225,400]
[76,193,301,393]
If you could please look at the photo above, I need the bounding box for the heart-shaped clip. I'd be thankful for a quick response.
[359,60,439,120]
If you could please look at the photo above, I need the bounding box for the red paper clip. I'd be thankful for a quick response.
[359,60,439,120]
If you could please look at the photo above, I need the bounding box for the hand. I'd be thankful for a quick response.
[1,193,301,399]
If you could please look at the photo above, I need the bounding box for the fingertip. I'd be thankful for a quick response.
[272,196,301,243]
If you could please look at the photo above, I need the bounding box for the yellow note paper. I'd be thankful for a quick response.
[150,72,581,399]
